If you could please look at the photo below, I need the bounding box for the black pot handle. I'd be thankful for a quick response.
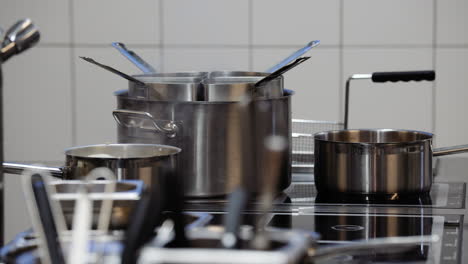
[371,71,435,83]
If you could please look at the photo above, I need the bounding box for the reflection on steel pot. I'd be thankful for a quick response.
[314,129,468,194]
[3,143,181,190]
[114,90,292,197]
[129,71,284,102]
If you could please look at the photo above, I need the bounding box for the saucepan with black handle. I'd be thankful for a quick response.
[315,69,468,194]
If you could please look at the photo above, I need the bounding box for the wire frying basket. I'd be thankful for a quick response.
[292,119,343,173]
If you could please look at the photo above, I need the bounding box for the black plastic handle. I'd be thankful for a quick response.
[371,70,435,83]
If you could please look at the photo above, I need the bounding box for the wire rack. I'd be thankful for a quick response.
[292,119,343,173]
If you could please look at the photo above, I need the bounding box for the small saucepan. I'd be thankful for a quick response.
[314,129,468,194]
[3,143,181,190]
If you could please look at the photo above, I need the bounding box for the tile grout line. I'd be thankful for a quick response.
[36,42,468,49]
[248,0,253,71]
[432,0,438,139]
[69,0,77,146]
[159,0,165,72]
[338,0,344,122]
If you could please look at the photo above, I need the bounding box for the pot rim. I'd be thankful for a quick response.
[314,128,434,145]
[64,143,181,160]
[114,89,294,104]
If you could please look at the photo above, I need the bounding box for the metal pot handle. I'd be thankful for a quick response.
[113,109,178,138]
[311,235,439,260]
[433,144,468,157]
[3,162,64,178]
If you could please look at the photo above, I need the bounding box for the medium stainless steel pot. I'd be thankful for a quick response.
[314,129,468,194]
[3,143,181,190]
[113,90,292,197]
[129,74,205,101]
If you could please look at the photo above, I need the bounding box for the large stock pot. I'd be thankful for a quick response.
[113,90,292,197]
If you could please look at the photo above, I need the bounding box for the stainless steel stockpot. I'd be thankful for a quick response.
[314,129,468,194]
[113,90,292,197]
[4,143,181,190]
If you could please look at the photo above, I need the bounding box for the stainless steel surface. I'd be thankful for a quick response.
[3,162,64,178]
[128,71,284,102]
[314,129,468,194]
[115,90,292,197]
[0,18,40,62]
[202,75,283,101]
[111,42,156,73]
[434,144,468,156]
[128,74,204,101]
[266,40,320,73]
[4,144,181,191]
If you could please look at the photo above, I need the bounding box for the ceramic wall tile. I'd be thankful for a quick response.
[163,0,249,46]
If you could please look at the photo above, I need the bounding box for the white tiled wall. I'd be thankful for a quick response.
[1,0,468,242]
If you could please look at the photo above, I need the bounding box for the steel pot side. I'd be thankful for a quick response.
[3,144,181,191]
[128,71,284,102]
[314,129,468,195]
[114,91,293,197]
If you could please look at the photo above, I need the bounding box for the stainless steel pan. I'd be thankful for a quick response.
[3,143,180,190]
[314,129,468,194]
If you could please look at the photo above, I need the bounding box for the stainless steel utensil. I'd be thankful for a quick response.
[221,188,247,249]
[111,42,156,74]
[314,129,468,194]
[4,143,181,191]
[251,135,288,250]
[255,56,310,88]
[79,56,146,86]
[0,18,40,62]
[201,56,307,102]
[266,40,319,73]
